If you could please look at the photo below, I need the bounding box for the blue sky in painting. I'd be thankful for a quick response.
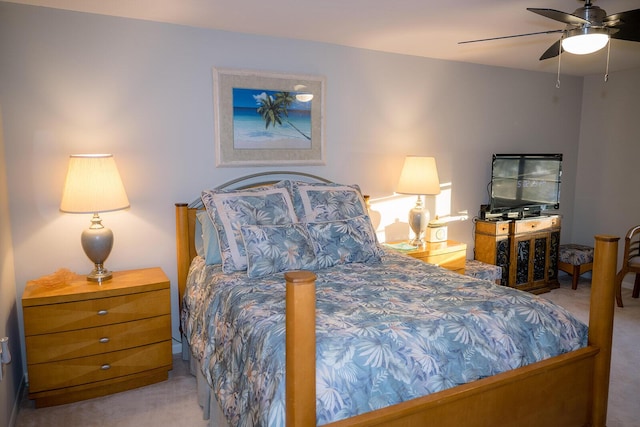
[233,88,312,111]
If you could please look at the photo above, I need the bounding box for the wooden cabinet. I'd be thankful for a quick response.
[399,240,467,274]
[22,267,172,407]
[474,215,560,294]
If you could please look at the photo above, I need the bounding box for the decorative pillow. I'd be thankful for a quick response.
[282,180,368,223]
[196,210,222,265]
[240,223,317,278]
[194,210,204,258]
[305,215,383,268]
[201,186,297,273]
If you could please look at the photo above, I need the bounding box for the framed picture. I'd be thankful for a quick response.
[213,68,326,167]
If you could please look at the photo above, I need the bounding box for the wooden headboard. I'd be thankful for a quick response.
[174,171,332,310]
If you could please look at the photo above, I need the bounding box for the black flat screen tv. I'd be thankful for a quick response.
[489,153,562,217]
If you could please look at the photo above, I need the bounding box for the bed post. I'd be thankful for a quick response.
[285,270,317,427]
[175,203,190,314]
[589,234,619,427]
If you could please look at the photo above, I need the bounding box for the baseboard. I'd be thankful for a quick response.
[8,373,26,427]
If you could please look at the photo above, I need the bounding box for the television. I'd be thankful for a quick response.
[489,153,562,218]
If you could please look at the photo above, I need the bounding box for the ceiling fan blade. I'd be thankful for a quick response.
[459,29,563,45]
[611,26,640,43]
[604,9,640,28]
[527,8,590,26]
[605,8,640,42]
[539,39,563,60]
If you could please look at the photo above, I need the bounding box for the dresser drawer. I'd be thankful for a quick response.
[23,288,170,335]
[476,220,510,236]
[28,340,172,393]
[512,216,561,234]
[25,314,171,364]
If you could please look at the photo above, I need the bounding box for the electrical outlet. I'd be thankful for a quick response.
[0,337,10,364]
[0,336,8,382]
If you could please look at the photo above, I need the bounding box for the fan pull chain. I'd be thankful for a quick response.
[604,40,611,82]
[556,49,562,89]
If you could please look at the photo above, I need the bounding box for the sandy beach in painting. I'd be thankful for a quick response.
[233,105,312,150]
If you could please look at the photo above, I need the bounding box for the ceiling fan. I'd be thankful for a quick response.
[460,0,640,60]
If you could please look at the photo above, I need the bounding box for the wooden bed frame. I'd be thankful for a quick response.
[175,172,618,427]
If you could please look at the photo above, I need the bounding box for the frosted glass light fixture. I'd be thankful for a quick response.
[396,156,441,246]
[60,154,130,282]
[562,27,609,55]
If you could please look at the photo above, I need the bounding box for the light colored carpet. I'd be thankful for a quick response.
[15,355,208,427]
[14,273,640,426]
[543,273,640,427]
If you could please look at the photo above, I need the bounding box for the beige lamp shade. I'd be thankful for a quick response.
[396,156,441,196]
[60,154,130,214]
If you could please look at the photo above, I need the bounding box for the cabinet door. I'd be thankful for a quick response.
[514,237,531,288]
[548,231,560,284]
[496,238,510,286]
[532,235,548,282]
[513,233,550,292]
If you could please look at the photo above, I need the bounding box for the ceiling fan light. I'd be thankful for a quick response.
[562,31,609,55]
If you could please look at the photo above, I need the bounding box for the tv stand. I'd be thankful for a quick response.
[474,215,560,294]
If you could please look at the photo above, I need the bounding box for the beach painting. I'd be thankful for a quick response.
[232,88,312,150]
[213,68,325,167]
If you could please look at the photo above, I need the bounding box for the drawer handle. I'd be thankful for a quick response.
[99,337,110,344]
[97,310,108,316]
[100,364,111,370]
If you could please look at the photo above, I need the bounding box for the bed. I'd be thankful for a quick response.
[175,171,618,427]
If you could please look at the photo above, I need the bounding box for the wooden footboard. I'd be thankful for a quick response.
[284,236,618,427]
[175,201,618,427]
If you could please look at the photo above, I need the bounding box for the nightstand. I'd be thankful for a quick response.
[392,240,467,273]
[22,267,172,408]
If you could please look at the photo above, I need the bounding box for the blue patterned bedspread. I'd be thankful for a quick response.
[181,249,587,426]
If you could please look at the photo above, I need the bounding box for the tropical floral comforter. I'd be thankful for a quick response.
[181,249,587,426]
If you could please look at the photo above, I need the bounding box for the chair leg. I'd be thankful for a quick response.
[571,265,580,290]
[633,273,640,299]
[616,272,625,308]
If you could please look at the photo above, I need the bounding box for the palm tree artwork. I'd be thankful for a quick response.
[232,88,312,150]
[257,92,311,141]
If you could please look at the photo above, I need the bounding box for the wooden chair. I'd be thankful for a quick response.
[615,225,640,307]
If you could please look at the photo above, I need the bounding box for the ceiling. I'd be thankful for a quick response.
[6,0,640,76]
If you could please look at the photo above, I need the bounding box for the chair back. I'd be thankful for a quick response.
[624,225,640,270]
[615,225,640,306]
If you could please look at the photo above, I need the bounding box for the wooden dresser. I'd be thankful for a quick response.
[474,215,561,293]
[399,240,467,274]
[22,267,172,407]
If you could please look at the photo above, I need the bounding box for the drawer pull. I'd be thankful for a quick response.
[97,310,108,316]
[100,364,111,370]
[99,337,110,344]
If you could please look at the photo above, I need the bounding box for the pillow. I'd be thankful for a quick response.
[201,185,297,273]
[306,215,383,268]
[194,211,204,258]
[240,224,317,278]
[196,210,222,265]
[282,180,368,223]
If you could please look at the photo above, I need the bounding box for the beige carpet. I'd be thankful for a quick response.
[15,355,208,427]
[14,274,640,427]
[543,274,640,427]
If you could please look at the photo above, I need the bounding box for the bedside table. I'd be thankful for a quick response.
[392,240,467,274]
[22,267,172,408]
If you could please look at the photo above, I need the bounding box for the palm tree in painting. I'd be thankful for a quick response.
[256,91,311,141]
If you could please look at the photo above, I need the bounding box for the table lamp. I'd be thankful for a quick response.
[396,156,441,246]
[60,154,130,282]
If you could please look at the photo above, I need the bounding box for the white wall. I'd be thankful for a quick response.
[0,2,585,378]
[574,68,640,262]
[0,106,22,426]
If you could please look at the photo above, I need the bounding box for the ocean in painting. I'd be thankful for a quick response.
[232,88,312,150]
